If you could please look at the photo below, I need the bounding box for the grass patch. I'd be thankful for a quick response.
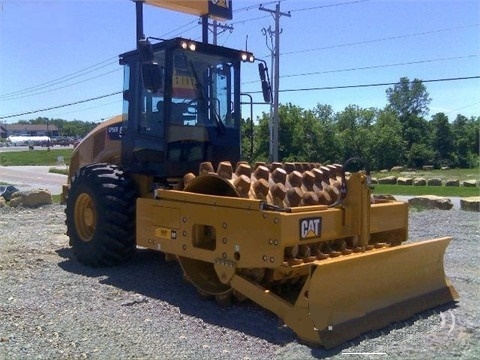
[372,184,479,197]
[0,149,73,166]
[374,168,479,181]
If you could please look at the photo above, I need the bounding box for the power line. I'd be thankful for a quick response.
[1,76,477,121]
[231,1,368,29]
[242,55,478,85]
[447,102,480,114]
[159,19,198,37]
[282,75,480,92]
[279,24,480,57]
[49,99,122,119]
[281,55,478,79]
[0,18,204,99]
[234,1,280,13]
[230,14,271,26]
[0,58,118,99]
[288,0,369,13]
[246,75,480,94]
[0,92,122,120]
[2,68,122,101]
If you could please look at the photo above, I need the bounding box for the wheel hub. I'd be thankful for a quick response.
[74,193,96,242]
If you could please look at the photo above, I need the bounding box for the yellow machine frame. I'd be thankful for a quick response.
[135,173,457,347]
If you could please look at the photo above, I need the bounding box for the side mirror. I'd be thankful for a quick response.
[258,63,271,103]
[258,63,267,81]
[138,38,154,63]
[142,63,163,93]
[261,81,271,103]
[138,37,163,93]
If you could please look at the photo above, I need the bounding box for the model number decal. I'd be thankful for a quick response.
[299,217,322,240]
[107,125,122,140]
[155,227,177,240]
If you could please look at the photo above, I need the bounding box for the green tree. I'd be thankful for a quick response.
[386,77,431,118]
[52,119,98,137]
[252,112,270,162]
[451,115,480,168]
[430,112,454,166]
[240,117,255,162]
[334,105,375,164]
[253,103,342,164]
[13,117,98,137]
[369,109,405,170]
[278,103,302,161]
[287,108,326,162]
[408,142,435,168]
[312,104,341,163]
[385,77,433,167]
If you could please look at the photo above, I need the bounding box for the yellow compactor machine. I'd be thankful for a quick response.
[63,1,458,348]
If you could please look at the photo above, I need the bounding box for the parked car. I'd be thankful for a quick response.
[0,185,20,201]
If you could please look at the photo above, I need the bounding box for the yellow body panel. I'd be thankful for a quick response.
[308,237,458,347]
[137,193,285,267]
[135,173,457,347]
[145,0,209,16]
[137,174,408,262]
[69,115,122,177]
[145,0,232,20]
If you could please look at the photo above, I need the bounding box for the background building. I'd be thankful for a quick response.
[0,124,59,138]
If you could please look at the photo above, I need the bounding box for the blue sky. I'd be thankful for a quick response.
[0,0,478,124]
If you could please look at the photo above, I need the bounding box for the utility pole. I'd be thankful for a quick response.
[259,2,290,162]
[134,0,145,44]
[200,18,233,44]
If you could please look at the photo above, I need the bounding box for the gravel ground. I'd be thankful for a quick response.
[0,205,479,359]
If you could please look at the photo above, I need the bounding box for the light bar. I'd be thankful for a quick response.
[180,41,197,51]
[241,53,255,63]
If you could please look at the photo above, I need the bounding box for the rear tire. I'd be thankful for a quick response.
[65,163,137,267]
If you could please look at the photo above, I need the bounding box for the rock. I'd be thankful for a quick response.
[422,165,434,171]
[0,197,6,208]
[445,179,460,187]
[441,166,450,170]
[378,176,397,184]
[370,177,378,184]
[413,177,427,186]
[397,177,413,185]
[9,189,53,208]
[380,169,389,174]
[372,194,397,203]
[9,195,22,208]
[462,180,478,187]
[460,197,480,212]
[408,195,453,210]
[390,166,404,172]
[427,178,443,186]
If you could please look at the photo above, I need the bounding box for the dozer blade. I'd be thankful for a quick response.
[306,237,458,348]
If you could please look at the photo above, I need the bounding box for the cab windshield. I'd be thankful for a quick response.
[171,49,235,129]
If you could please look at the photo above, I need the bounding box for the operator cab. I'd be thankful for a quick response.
[120,37,255,178]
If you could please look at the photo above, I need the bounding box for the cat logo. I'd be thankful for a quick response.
[209,0,232,20]
[299,217,322,240]
[211,0,229,9]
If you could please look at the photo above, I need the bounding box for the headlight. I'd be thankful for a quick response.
[180,41,196,51]
[241,52,255,62]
